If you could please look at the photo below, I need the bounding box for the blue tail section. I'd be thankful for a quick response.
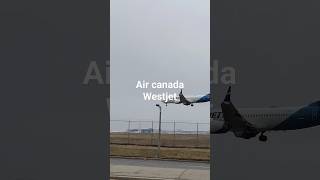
[197,93,211,102]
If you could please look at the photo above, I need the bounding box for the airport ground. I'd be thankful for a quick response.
[110,133,210,161]
[110,157,209,180]
[110,133,209,148]
[111,144,209,161]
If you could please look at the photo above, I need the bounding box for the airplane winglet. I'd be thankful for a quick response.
[224,86,231,102]
[179,89,191,105]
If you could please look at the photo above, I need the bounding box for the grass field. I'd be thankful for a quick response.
[111,144,210,161]
[110,132,210,148]
[110,133,210,161]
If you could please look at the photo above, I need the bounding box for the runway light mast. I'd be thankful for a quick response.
[155,104,162,158]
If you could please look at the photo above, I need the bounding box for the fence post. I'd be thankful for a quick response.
[151,121,154,145]
[173,121,176,147]
[196,122,199,147]
[127,120,131,144]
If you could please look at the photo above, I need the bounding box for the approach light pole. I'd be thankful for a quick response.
[156,104,162,158]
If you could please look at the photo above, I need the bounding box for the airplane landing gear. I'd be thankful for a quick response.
[259,132,267,142]
[191,104,194,107]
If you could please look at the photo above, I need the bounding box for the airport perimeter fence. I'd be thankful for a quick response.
[110,120,210,148]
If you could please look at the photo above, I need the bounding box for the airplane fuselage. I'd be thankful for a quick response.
[162,91,210,106]
[212,102,320,134]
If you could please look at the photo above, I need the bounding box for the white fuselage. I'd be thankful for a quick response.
[212,106,301,133]
[162,94,210,105]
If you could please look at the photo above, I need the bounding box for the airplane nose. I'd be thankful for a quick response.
[308,101,320,107]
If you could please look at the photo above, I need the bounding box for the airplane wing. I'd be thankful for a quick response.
[163,90,209,106]
[161,98,181,106]
[221,86,259,139]
[179,89,192,105]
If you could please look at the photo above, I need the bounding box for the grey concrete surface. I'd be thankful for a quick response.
[110,158,209,180]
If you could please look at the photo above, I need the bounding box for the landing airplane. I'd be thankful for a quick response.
[212,86,320,142]
[161,90,210,106]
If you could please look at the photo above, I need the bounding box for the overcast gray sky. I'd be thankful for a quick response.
[110,0,210,131]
